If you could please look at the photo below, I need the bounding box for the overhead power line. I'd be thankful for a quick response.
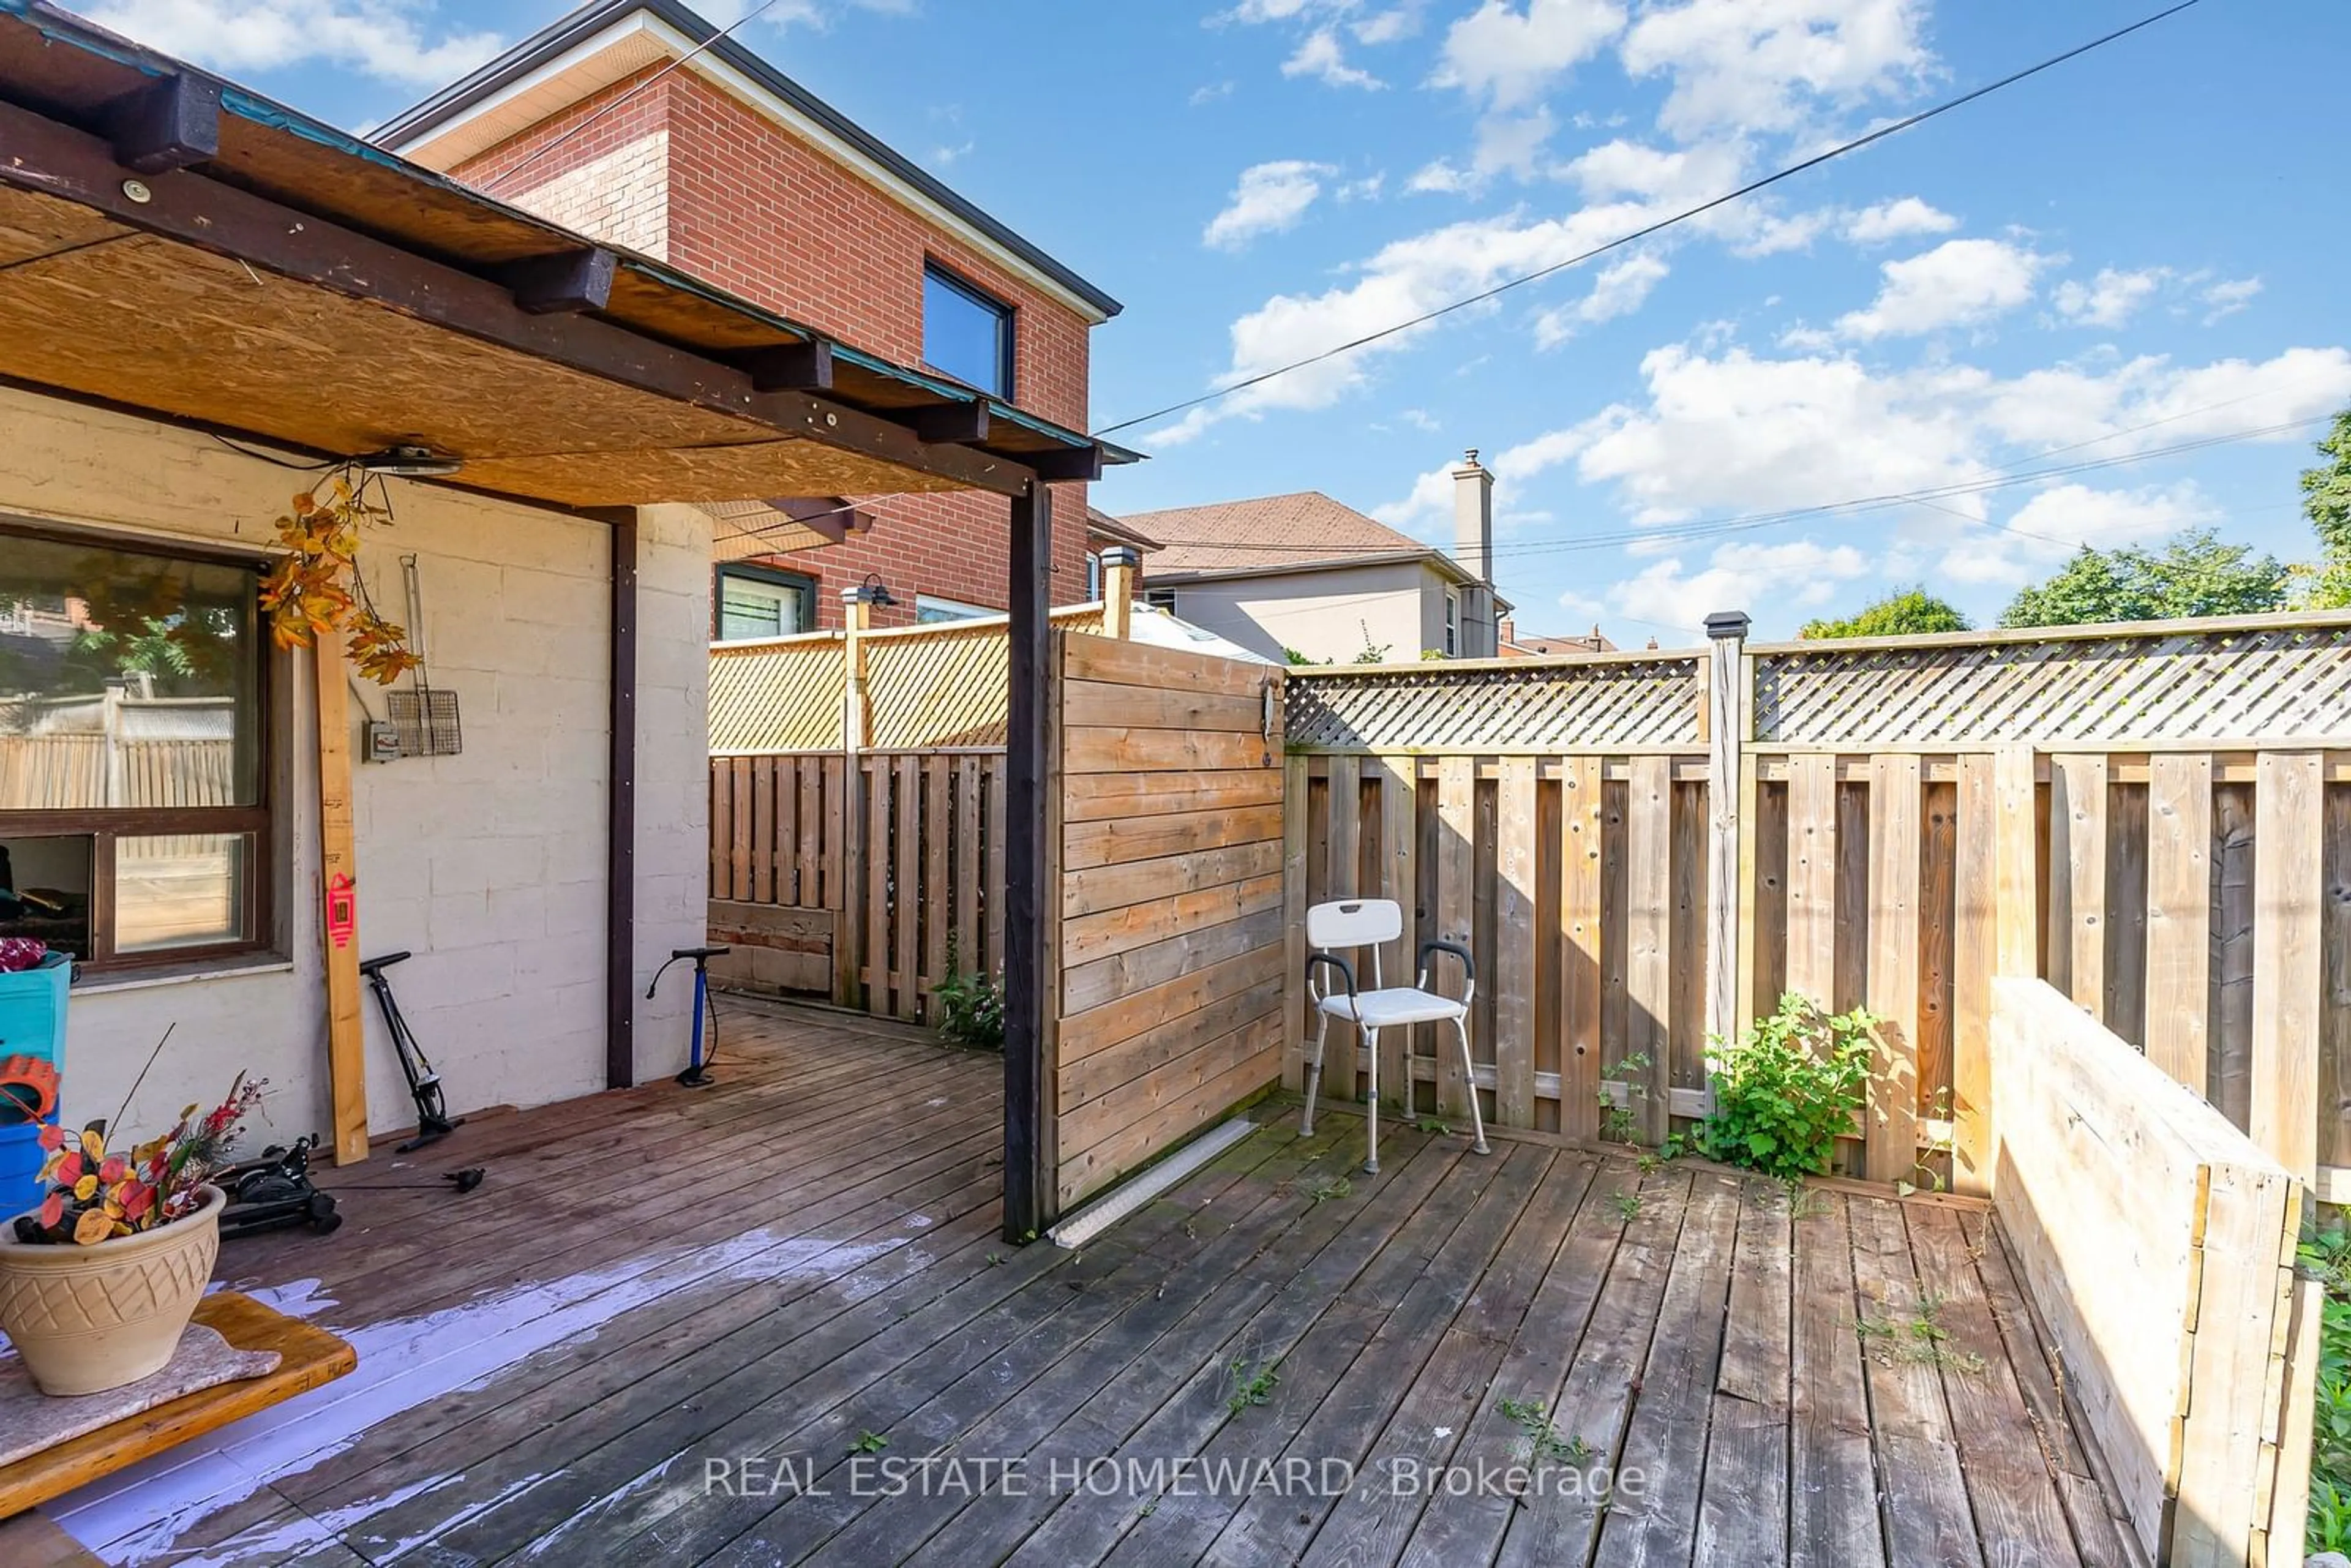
[1092,0,2207,441]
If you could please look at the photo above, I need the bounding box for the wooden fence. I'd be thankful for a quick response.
[1054,632,1286,1208]
[0,734,236,812]
[707,748,1009,1022]
[1990,976,2315,1568]
[1286,612,2351,1196]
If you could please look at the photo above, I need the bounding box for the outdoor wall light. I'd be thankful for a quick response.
[850,574,898,607]
[356,444,464,478]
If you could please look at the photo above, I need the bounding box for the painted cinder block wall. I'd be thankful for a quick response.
[0,386,707,1144]
[452,67,1098,629]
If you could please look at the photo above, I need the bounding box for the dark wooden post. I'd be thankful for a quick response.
[606,508,638,1090]
[1003,480,1052,1241]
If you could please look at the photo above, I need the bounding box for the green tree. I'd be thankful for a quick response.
[1998,528,2286,629]
[1799,587,1971,639]
[2292,408,2351,609]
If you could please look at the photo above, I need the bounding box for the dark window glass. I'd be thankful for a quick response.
[923,264,1013,399]
[715,568,812,640]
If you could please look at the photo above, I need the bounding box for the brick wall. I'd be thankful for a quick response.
[452,65,1101,627]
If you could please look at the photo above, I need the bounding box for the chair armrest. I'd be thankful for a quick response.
[1417,939,1475,1005]
[1305,952,1359,1010]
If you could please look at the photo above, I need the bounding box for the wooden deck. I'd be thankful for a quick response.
[50,1000,2129,1567]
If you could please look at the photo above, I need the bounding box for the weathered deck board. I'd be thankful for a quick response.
[67,1000,2123,1568]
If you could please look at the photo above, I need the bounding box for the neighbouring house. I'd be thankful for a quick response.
[1500,618,1619,657]
[1118,453,1509,665]
[1085,507,1163,600]
[0,3,1120,1157]
[376,0,1121,632]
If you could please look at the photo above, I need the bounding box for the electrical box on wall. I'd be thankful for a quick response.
[364,721,402,763]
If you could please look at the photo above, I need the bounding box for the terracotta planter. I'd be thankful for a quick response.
[0,1184,224,1395]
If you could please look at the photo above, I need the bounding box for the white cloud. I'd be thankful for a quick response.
[1619,0,1932,140]
[1202,160,1339,251]
[1354,5,1422,43]
[1973,346,2351,454]
[1610,539,1871,632]
[2202,276,2263,324]
[1534,252,1669,347]
[1938,482,2216,585]
[1190,80,1239,105]
[1375,417,1612,531]
[1434,0,1627,110]
[1382,340,2351,541]
[85,0,503,86]
[1337,172,1387,201]
[1222,0,1330,21]
[1575,344,1983,523]
[1283,27,1387,88]
[1406,160,1474,195]
[929,141,975,168]
[1835,238,2049,339]
[1149,200,1657,445]
[1562,137,1745,206]
[2052,266,2167,330]
[1841,197,1957,245]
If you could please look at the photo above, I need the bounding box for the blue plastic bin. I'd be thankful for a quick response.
[0,1119,46,1221]
[0,951,69,1220]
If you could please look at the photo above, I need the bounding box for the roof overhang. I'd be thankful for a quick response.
[0,1,1134,511]
[373,0,1122,327]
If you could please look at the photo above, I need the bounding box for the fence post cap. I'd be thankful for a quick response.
[1703,610,1751,640]
[1099,546,1142,568]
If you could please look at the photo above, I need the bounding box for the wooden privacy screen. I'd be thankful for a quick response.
[707,749,1009,1024]
[1288,611,2351,1193]
[1989,977,2314,1568]
[1054,632,1287,1209]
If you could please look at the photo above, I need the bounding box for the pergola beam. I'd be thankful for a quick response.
[0,95,1072,501]
[911,400,990,445]
[502,247,618,314]
[107,75,220,174]
[743,340,834,392]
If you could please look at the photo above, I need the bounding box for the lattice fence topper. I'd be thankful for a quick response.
[710,634,847,753]
[1755,620,2351,746]
[1286,656,1703,751]
[708,606,1107,754]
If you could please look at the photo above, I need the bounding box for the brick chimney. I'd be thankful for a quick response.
[1451,448,1493,587]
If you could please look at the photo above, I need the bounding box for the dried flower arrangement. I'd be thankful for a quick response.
[257,477,420,685]
[13,1076,263,1246]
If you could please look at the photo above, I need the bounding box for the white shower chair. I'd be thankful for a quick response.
[1301,896,1490,1175]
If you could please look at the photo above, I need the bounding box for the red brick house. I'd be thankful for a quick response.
[377,0,1123,629]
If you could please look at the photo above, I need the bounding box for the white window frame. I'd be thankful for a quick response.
[1444,589,1460,657]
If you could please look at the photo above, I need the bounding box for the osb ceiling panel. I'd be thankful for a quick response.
[463,441,962,507]
[0,231,765,456]
[602,270,801,353]
[0,185,128,266]
[209,120,564,269]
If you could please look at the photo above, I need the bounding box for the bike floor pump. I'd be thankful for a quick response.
[648,946,730,1089]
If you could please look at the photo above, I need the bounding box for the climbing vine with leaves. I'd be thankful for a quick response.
[257,476,419,685]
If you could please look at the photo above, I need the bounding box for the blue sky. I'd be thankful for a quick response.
[81,0,2351,645]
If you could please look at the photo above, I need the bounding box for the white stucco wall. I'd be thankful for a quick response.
[1161,560,1457,665]
[0,388,707,1147]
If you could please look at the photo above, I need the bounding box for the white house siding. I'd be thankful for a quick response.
[1165,560,1442,665]
[0,387,707,1144]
